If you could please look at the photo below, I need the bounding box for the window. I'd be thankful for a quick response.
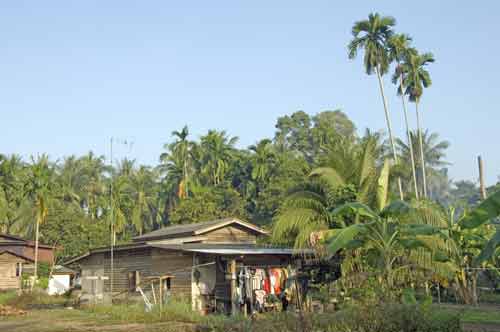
[15,263,22,277]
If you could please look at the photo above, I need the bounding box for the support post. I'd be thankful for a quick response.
[230,259,237,315]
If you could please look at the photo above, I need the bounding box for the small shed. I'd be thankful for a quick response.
[48,265,76,295]
[0,251,33,290]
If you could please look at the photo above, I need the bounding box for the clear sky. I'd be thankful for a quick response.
[1,1,498,184]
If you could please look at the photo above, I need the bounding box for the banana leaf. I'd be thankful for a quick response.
[332,202,378,220]
[460,190,500,229]
[327,223,368,254]
[473,229,500,266]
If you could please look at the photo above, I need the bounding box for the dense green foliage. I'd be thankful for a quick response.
[0,109,461,262]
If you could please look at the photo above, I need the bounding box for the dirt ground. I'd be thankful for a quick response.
[0,310,198,332]
[2,305,500,332]
[463,322,500,332]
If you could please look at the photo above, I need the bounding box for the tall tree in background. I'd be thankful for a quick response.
[388,33,419,199]
[396,130,449,199]
[399,51,435,197]
[348,13,404,200]
[24,154,55,289]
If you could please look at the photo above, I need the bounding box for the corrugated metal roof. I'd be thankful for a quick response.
[151,243,313,255]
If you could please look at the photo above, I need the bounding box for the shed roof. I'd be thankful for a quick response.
[0,234,54,249]
[133,217,268,241]
[0,250,35,262]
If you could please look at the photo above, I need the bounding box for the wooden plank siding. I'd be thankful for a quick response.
[202,225,257,244]
[78,248,194,299]
[151,248,193,297]
[102,248,153,293]
[0,253,24,290]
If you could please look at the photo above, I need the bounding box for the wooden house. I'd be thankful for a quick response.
[0,234,55,290]
[66,217,313,313]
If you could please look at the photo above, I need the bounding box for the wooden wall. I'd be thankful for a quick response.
[102,248,152,293]
[0,253,23,290]
[80,253,105,295]
[151,248,193,297]
[202,225,257,243]
[79,248,194,299]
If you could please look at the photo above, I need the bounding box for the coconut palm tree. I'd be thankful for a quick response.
[249,139,276,194]
[160,126,194,199]
[24,154,56,289]
[0,154,27,233]
[79,152,107,220]
[348,12,404,200]
[199,130,238,186]
[399,51,435,197]
[388,33,419,200]
[130,166,157,235]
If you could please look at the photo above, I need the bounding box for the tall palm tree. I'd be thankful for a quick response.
[130,166,156,235]
[24,154,56,289]
[79,152,107,219]
[399,51,435,197]
[58,156,83,204]
[199,130,238,186]
[160,126,194,199]
[348,13,404,200]
[388,33,419,200]
[109,174,130,238]
[0,154,27,233]
[249,139,276,194]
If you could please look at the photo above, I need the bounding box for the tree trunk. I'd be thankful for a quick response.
[399,73,419,200]
[32,216,40,291]
[375,66,404,200]
[415,99,428,198]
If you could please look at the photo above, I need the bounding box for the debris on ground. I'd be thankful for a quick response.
[0,304,27,316]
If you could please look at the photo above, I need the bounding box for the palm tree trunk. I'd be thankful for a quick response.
[399,73,419,200]
[32,216,40,291]
[375,66,404,200]
[415,99,428,198]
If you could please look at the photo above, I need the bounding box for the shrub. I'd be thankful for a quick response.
[211,304,462,332]
[321,303,462,332]
[4,290,70,309]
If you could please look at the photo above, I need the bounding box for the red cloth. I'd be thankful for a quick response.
[263,276,271,294]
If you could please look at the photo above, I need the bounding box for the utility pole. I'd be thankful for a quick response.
[109,137,114,298]
[478,155,487,200]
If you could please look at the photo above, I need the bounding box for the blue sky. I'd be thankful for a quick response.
[1,1,498,184]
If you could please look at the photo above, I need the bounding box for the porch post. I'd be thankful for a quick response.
[230,258,237,315]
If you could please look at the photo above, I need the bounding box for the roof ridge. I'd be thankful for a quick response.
[132,217,265,241]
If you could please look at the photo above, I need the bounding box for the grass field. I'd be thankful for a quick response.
[1,290,499,332]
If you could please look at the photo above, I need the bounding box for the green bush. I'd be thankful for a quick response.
[0,290,18,305]
[212,304,462,332]
[320,304,462,332]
